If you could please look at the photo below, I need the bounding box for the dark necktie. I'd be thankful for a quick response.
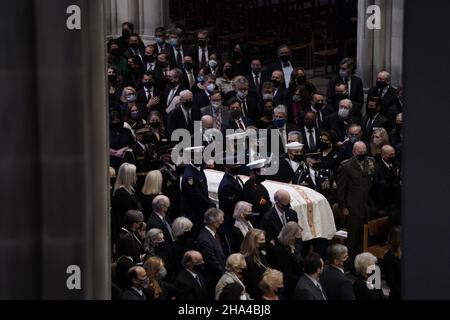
[254,74,260,94]
[308,129,316,150]
[283,62,290,68]
[317,282,327,300]
[242,100,248,117]
[176,49,183,67]
[200,48,207,69]
[195,275,203,288]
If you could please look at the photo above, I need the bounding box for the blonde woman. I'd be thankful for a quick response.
[369,128,390,161]
[139,170,163,220]
[229,201,253,253]
[259,269,284,300]
[240,229,269,299]
[112,163,140,246]
[267,221,303,299]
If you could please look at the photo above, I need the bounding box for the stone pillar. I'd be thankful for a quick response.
[0,0,109,299]
[106,0,168,42]
[357,0,404,88]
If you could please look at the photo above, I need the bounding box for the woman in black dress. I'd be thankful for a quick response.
[353,252,384,300]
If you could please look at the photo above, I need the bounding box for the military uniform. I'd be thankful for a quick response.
[180,164,215,237]
[337,156,376,255]
[294,166,337,205]
[243,179,273,227]
[218,172,244,234]
[158,159,181,218]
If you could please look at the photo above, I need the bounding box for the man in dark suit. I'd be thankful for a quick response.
[271,70,290,106]
[142,45,157,73]
[267,105,299,157]
[373,145,401,224]
[323,99,361,143]
[168,28,191,69]
[299,92,332,130]
[163,68,188,111]
[221,98,253,133]
[295,252,327,300]
[117,210,145,264]
[146,195,175,244]
[321,244,355,300]
[192,30,215,72]
[175,251,208,300]
[326,58,364,116]
[182,54,198,90]
[266,44,297,89]
[337,142,376,256]
[246,58,269,99]
[261,190,298,243]
[153,52,171,91]
[338,124,364,162]
[154,27,170,55]
[362,96,390,142]
[201,91,231,131]
[137,71,165,119]
[218,157,245,234]
[300,111,321,152]
[224,76,261,123]
[167,90,201,136]
[194,74,217,110]
[124,33,145,62]
[122,266,148,300]
[367,71,399,117]
[180,147,216,237]
[196,208,227,298]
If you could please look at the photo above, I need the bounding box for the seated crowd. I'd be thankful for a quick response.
[109,24,403,301]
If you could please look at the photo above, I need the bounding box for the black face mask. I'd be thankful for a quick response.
[110,48,120,57]
[130,43,139,51]
[263,109,274,117]
[184,62,193,71]
[336,93,349,101]
[272,79,281,88]
[296,76,306,85]
[280,203,291,212]
[143,55,155,63]
[314,102,324,110]
[376,80,387,88]
[232,51,242,59]
[385,157,395,164]
[231,109,242,120]
[183,101,193,110]
[193,263,205,273]
[122,29,131,38]
[258,242,267,251]
[228,166,241,176]
[252,68,262,75]
[255,174,266,183]
[356,154,367,162]
[292,155,303,163]
[108,75,117,84]
[312,162,322,171]
[197,40,208,48]
[223,68,234,78]
[367,108,378,117]
[156,60,166,69]
[304,121,315,130]
[279,55,290,63]
[143,82,153,89]
[319,141,330,150]
[150,122,160,130]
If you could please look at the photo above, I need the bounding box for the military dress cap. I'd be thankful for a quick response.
[134,126,150,135]
[286,142,304,150]
[246,158,268,170]
[304,151,322,159]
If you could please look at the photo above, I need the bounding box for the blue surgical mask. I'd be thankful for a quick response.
[131,111,140,120]
[237,90,247,100]
[206,83,216,93]
[275,119,286,128]
[126,94,137,103]
[170,38,179,47]
[155,37,164,45]
[197,75,204,83]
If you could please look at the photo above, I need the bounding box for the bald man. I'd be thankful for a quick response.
[174,251,208,300]
[336,141,376,256]
[366,70,399,117]
[373,145,401,224]
[261,189,299,243]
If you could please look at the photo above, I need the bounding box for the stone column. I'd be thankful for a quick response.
[139,0,167,42]
[357,0,404,88]
[0,0,109,299]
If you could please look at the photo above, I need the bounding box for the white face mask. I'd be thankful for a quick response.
[209,60,218,68]
[338,108,350,119]
[211,102,221,109]
[206,83,216,93]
